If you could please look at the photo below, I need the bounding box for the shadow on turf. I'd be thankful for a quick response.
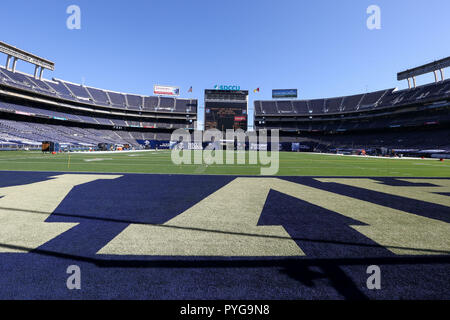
[1,204,449,300]
[1,241,450,300]
[1,206,449,255]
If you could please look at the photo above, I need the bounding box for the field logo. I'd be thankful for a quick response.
[366,5,381,30]
[66,5,81,30]
[170,129,280,175]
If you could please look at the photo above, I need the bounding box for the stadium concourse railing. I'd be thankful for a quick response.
[0,101,194,131]
[0,142,40,151]
[0,141,136,152]
[0,143,93,152]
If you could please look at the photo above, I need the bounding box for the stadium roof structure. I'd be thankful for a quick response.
[0,41,54,80]
[398,56,449,88]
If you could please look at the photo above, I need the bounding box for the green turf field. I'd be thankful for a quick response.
[0,150,448,176]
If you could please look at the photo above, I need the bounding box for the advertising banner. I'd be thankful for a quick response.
[154,85,180,96]
[272,89,298,99]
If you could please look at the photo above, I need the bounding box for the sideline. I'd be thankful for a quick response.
[302,152,443,161]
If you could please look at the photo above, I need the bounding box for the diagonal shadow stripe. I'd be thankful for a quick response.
[0,242,449,268]
[0,206,449,255]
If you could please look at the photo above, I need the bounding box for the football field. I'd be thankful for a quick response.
[0,150,448,176]
[0,150,448,300]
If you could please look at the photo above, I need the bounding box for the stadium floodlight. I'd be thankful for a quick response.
[397,56,449,88]
[0,41,55,79]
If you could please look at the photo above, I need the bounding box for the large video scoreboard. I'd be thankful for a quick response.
[204,89,248,131]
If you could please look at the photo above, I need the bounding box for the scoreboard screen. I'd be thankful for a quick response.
[204,90,248,131]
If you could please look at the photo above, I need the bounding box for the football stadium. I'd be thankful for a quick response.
[0,1,449,307]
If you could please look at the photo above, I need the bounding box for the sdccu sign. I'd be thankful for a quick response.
[214,85,241,91]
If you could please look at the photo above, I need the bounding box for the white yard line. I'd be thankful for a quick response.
[69,149,156,155]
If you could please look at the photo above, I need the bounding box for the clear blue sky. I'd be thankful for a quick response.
[1,0,449,128]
